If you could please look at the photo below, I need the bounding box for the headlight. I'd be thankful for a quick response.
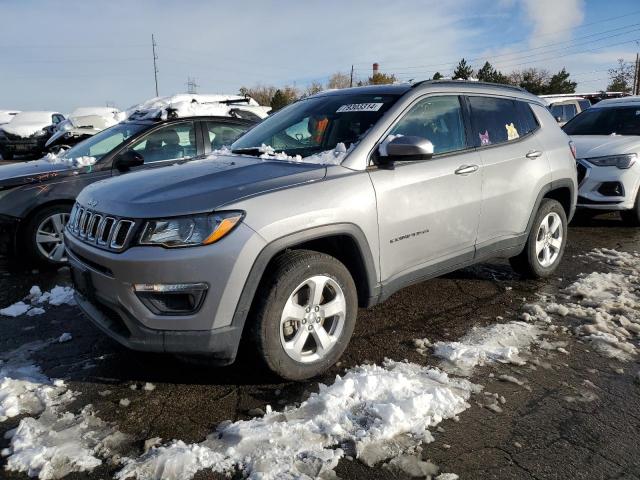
[139,211,243,248]
[584,153,636,169]
[33,129,48,137]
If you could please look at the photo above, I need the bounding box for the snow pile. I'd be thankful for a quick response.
[257,142,351,165]
[4,406,126,480]
[426,322,544,376]
[116,360,477,480]
[1,111,57,138]
[559,249,640,361]
[0,341,72,422]
[44,152,97,168]
[1,285,76,318]
[1,341,128,479]
[518,248,640,362]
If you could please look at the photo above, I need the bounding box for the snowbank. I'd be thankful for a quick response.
[116,360,477,480]
[1,340,128,479]
[1,285,76,318]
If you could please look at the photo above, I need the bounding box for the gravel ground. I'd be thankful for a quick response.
[0,212,639,480]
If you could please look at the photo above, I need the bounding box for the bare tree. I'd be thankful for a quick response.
[239,85,277,106]
[327,72,351,89]
[303,81,324,97]
[607,58,635,93]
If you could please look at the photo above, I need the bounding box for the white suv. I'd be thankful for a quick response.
[563,97,640,225]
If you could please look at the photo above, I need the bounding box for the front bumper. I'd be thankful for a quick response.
[576,160,640,210]
[64,223,265,360]
[0,137,48,156]
[0,214,20,257]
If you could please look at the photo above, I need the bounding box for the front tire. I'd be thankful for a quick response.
[251,250,358,381]
[23,205,72,268]
[510,199,567,278]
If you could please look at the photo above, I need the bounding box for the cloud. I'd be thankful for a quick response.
[521,0,585,47]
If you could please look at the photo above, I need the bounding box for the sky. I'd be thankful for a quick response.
[0,0,639,113]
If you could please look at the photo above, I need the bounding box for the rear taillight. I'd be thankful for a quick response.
[569,141,577,160]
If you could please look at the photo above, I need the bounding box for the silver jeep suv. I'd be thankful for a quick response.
[65,81,577,380]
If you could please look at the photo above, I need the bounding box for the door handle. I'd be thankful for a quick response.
[526,150,543,159]
[455,164,479,175]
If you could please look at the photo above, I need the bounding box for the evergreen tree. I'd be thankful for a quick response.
[432,71,443,80]
[545,68,577,94]
[367,72,397,85]
[453,58,474,80]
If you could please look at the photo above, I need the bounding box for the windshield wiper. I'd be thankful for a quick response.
[231,147,263,156]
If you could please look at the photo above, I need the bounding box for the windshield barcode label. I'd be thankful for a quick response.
[336,103,384,113]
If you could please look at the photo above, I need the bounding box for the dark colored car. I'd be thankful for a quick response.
[0,111,66,160]
[0,115,255,266]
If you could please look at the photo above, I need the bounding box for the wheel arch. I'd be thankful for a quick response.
[230,224,379,346]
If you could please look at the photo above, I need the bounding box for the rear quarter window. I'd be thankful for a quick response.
[468,96,531,147]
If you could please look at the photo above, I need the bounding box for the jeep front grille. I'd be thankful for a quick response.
[68,203,137,252]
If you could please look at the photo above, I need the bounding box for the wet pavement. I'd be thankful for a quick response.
[0,212,639,479]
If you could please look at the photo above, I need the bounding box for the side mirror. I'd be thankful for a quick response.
[114,150,144,172]
[379,136,434,169]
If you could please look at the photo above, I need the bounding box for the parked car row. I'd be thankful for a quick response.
[2,80,638,381]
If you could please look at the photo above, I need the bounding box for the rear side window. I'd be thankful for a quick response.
[578,99,591,111]
[469,96,532,147]
[515,101,539,135]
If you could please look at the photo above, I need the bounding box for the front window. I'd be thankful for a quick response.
[231,93,400,161]
[59,122,147,162]
[563,106,640,136]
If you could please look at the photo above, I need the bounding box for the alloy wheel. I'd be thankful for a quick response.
[535,212,563,268]
[35,212,69,263]
[279,275,346,363]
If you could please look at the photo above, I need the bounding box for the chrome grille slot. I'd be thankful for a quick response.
[73,207,84,232]
[110,220,134,249]
[79,211,92,237]
[97,217,115,245]
[87,214,102,240]
[69,202,136,251]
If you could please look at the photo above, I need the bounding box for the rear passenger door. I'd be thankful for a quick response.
[369,95,483,282]
[467,96,551,250]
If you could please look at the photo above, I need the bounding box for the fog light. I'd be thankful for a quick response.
[134,283,208,315]
[597,182,624,197]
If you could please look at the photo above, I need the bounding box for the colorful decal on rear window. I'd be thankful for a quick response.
[506,123,519,140]
[479,130,491,146]
[336,103,384,113]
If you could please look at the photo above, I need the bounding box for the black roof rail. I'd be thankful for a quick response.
[411,79,527,94]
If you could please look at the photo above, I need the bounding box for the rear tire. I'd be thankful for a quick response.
[620,190,640,226]
[510,199,567,278]
[23,204,72,268]
[250,250,358,381]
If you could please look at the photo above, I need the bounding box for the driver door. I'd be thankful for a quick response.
[368,95,483,282]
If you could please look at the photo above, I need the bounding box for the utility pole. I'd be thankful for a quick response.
[186,76,199,94]
[634,50,640,95]
[350,65,354,88]
[152,34,159,97]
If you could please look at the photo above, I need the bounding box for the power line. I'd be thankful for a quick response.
[353,22,640,73]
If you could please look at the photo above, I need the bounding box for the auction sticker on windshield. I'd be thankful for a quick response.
[336,103,384,113]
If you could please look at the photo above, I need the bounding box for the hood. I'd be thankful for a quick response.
[77,155,327,218]
[570,135,640,159]
[0,159,77,189]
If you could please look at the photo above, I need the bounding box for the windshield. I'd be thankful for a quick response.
[563,106,640,136]
[59,122,147,161]
[231,93,400,160]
